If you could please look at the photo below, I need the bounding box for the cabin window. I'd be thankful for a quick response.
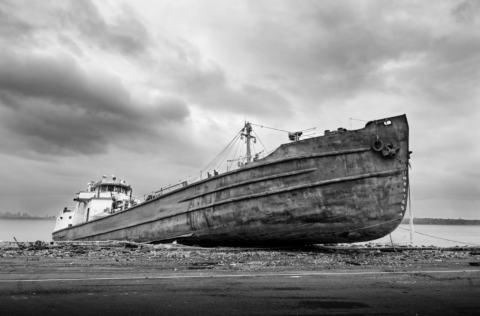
[114,186,120,193]
[69,216,72,219]
[101,186,107,192]
[86,208,90,221]
[60,217,63,220]
[108,185,114,192]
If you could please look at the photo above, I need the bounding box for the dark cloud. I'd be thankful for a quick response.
[0,5,35,39]
[154,58,293,117]
[238,1,434,103]
[154,96,190,122]
[0,50,190,157]
[0,52,131,114]
[0,0,150,57]
[451,0,480,24]
[65,0,151,56]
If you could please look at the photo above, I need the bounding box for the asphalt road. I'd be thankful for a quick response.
[1,269,479,316]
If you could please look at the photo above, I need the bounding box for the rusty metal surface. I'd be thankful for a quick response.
[53,114,410,246]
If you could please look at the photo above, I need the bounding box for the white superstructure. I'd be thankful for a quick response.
[54,175,139,231]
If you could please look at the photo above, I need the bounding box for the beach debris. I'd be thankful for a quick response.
[13,237,26,250]
[380,248,404,253]
[29,240,49,250]
[1,240,478,272]
[345,261,362,266]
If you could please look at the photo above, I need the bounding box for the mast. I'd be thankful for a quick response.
[241,122,256,164]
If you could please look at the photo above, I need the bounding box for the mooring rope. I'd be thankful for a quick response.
[396,226,480,246]
[250,123,290,133]
[191,130,242,181]
[252,129,268,153]
[227,135,243,171]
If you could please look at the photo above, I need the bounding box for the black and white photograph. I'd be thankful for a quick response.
[0,0,479,315]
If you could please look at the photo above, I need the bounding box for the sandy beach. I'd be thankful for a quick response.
[1,242,479,315]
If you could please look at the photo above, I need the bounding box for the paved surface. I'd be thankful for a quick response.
[1,268,479,316]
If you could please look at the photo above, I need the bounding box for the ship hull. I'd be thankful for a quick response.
[53,115,410,246]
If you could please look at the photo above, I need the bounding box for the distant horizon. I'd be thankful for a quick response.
[0,212,56,218]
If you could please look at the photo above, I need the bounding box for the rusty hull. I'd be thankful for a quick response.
[53,114,410,246]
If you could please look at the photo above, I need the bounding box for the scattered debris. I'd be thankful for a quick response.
[1,241,479,271]
[345,261,362,266]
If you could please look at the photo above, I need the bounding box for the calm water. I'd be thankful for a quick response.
[0,220,479,247]
[0,219,56,242]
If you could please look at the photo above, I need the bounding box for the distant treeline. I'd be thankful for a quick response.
[401,218,480,225]
[0,212,55,220]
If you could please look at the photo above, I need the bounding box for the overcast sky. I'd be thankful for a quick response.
[0,0,479,219]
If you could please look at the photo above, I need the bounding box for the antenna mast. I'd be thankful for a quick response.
[241,122,256,164]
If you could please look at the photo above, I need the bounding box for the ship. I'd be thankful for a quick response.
[53,114,410,246]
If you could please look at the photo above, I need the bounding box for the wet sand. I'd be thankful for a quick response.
[1,242,479,315]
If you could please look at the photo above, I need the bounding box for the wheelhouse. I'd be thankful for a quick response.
[87,177,132,196]
[95,183,131,194]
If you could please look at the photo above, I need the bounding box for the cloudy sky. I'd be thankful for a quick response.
[0,0,479,219]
